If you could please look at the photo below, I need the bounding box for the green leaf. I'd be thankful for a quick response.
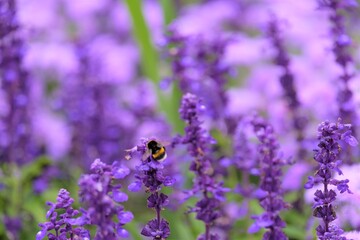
[0,222,5,238]
[283,225,308,239]
[186,212,205,237]
[211,128,233,156]
[125,220,143,240]
[20,156,52,184]
[163,207,194,239]
[23,194,47,224]
[159,82,185,134]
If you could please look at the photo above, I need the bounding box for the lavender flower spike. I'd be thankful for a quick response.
[179,93,229,240]
[36,188,90,240]
[127,138,174,240]
[248,115,289,240]
[163,29,233,120]
[318,0,358,136]
[305,119,358,240]
[266,15,307,160]
[78,159,133,239]
[0,0,35,165]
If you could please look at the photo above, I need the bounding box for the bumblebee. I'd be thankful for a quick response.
[144,140,167,162]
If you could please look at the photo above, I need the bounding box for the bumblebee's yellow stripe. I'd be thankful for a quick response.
[152,147,165,159]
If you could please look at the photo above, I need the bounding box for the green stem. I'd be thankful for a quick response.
[160,0,176,25]
[123,0,184,134]
[124,0,159,83]
[9,164,21,217]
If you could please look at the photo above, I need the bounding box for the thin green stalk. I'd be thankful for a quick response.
[124,0,159,83]
[160,0,176,25]
[123,0,184,133]
[9,164,21,217]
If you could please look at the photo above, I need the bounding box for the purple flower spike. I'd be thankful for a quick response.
[179,93,229,240]
[231,118,260,200]
[163,29,233,120]
[0,0,36,165]
[266,15,307,161]
[36,189,90,240]
[305,119,357,239]
[318,0,358,140]
[128,138,175,239]
[4,216,22,240]
[78,158,132,239]
[249,115,289,240]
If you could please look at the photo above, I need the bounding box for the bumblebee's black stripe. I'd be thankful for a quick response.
[147,140,161,152]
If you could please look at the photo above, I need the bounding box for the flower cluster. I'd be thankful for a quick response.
[163,29,233,119]
[0,0,35,165]
[1,1,37,237]
[179,93,229,240]
[318,0,358,135]
[305,119,358,239]
[233,120,257,172]
[248,115,288,240]
[127,138,174,239]
[3,216,21,240]
[36,189,89,240]
[266,15,307,160]
[78,159,133,239]
[60,46,137,168]
[231,119,259,199]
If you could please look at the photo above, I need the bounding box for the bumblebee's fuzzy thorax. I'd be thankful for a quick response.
[146,140,167,162]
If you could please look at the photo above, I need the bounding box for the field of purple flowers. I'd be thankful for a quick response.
[1,0,360,239]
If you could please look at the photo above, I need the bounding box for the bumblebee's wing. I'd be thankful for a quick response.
[142,150,151,161]
[157,140,170,147]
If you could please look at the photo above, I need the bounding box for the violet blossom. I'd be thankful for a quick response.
[4,216,21,240]
[318,0,358,136]
[78,159,133,239]
[231,118,259,215]
[0,0,35,165]
[162,29,233,120]
[60,45,136,168]
[233,119,257,174]
[36,188,90,240]
[126,138,174,239]
[266,15,307,160]
[248,115,289,240]
[179,93,229,240]
[1,1,38,238]
[304,119,358,240]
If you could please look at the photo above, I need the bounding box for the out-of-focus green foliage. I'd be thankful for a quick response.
[124,0,184,134]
